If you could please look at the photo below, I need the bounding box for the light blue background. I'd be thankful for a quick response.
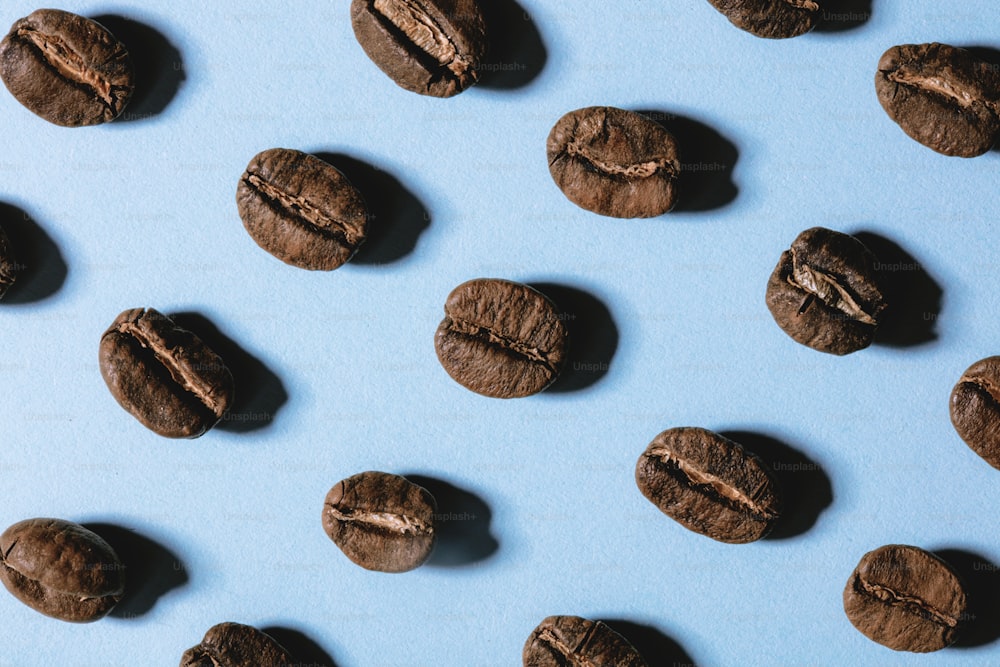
[1,1,999,665]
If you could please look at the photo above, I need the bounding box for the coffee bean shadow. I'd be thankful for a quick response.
[92,15,186,122]
[528,283,618,393]
[933,548,1000,648]
[720,431,833,540]
[83,523,188,619]
[170,312,288,433]
[597,620,697,667]
[402,474,499,566]
[311,152,431,265]
[634,111,739,212]
[477,0,547,89]
[0,203,67,304]
[852,231,943,348]
[813,0,873,33]
[261,627,341,667]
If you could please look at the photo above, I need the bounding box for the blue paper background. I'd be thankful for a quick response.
[2,1,1000,665]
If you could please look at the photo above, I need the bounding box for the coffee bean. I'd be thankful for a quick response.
[705,0,819,39]
[350,0,487,98]
[0,9,133,127]
[765,227,887,355]
[236,148,369,271]
[0,518,124,622]
[322,471,437,573]
[876,43,1000,157]
[547,107,680,218]
[635,427,781,544]
[0,224,17,299]
[949,356,1000,469]
[523,616,648,667]
[435,278,569,398]
[844,544,967,652]
[99,308,235,438]
[180,622,294,667]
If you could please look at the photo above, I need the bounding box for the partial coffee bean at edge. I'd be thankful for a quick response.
[350,0,488,98]
[705,0,821,39]
[843,544,967,652]
[765,226,887,355]
[99,307,235,438]
[0,518,125,622]
[547,106,680,218]
[523,615,648,667]
[435,278,569,398]
[0,223,17,299]
[322,471,437,573]
[180,622,294,667]
[635,427,781,543]
[876,43,1000,157]
[950,356,1000,470]
[0,9,134,126]
[236,148,369,270]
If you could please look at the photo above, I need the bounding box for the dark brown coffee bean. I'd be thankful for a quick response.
[350,0,487,98]
[0,9,133,126]
[0,224,17,299]
[236,148,368,271]
[523,616,648,667]
[765,227,887,355]
[322,471,436,573]
[0,518,124,622]
[635,427,781,544]
[435,278,569,398]
[99,308,235,438]
[876,43,1000,157]
[844,544,967,652]
[547,107,680,218]
[950,356,1000,469]
[705,0,819,39]
[180,622,294,667]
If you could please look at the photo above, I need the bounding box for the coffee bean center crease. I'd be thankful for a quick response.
[560,140,678,180]
[788,256,877,325]
[326,506,434,536]
[371,0,472,79]
[856,578,959,628]
[536,627,600,667]
[444,317,560,375]
[649,446,778,519]
[16,27,120,109]
[243,173,363,246]
[115,318,228,415]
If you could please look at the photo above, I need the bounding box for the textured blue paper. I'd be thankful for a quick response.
[2,1,1000,665]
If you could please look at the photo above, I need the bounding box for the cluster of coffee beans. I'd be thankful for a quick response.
[0,0,998,664]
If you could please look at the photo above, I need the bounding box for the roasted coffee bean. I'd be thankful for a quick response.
[950,356,1000,469]
[0,9,133,126]
[876,43,1000,157]
[635,427,781,543]
[236,148,369,271]
[435,278,569,398]
[322,471,437,573]
[180,622,294,667]
[524,616,647,667]
[99,308,235,438]
[765,227,887,355]
[843,544,967,652]
[0,518,124,622]
[350,0,487,98]
[0,224,17,299]
[705,0,819,39]
[547,107,680,218]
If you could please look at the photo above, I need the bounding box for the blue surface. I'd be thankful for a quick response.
[2,1,1000,665]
